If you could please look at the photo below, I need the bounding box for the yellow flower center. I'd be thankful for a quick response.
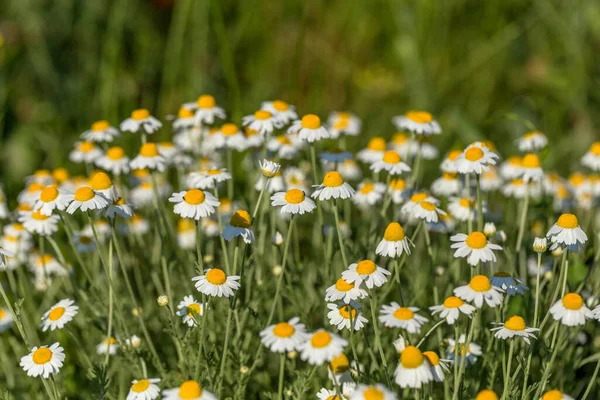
[178,107,194,118]
[335,278,354,292]
[254,110,272,120]
[383,222,405,241]
[48,307,66,321]
[32,348,53,365]
[504,315,526,331]
[363,387,385,400]
[459,198,471,208]
[390,179,406,190]
[400,345,424,368]
[448,150,462,161]
[37,254,54,266]
[356,260,377,274]
[465,232,487,249]
[330,353,349,373]
[393,307,414,320]
[178,219,195,232]
[443,296,464,308]
[27,183,43,193]
[557,213,578,229]
[206,269,227,285]
[469,275,491,292]
[410,192,428,202]
[590,142,600,155]
[273,322,295,338]
[465,147,484,162]
[476,389,499,400]
[79,142,95,152]
[405,111,433,123]
[311,331,332,348]
[359,183,375,194]
[131,379,150,393]
[301,114,321,129]
[334,119,348,130]
[53,168,69,183]
[569,173,585,186]
[74,186,95,201]
[562,293,583,310]
[276,136,291,145]
[284,189,305,204]
[90,172,112,190]
[221,123,238,136]
[186,303,201,317]
[338,305,357,319]
[106,147,124,160]
[207,169,222,175]
[0,310,4,319]
[196,95,216,109]
[35,211,51,221]
[79,235,93,244]
[92,120,110,131]
[420,201,436,211]
[423,351,440,366]
[367,137,386,151]
[140,143,159,157]
[443,172,457,180]
[272,100,289,111]
[114,197,126,206]
[382,150,401,164]
[230,210,251,228]
[179,380,203,399]
[541,390,563,400]
[392,132,409,144]
[184,189,206,205]
[522,154,540,168]
[40,187,59,202]
[322,171,344,187]
[104,337,116,345]
[131,109,150,120]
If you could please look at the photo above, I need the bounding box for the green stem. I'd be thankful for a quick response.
[581,357,600,400]
[332,200,349,268]
[476,175,484,232]
[501,340,515,400]
[266,218,295,326]
[278,353,286,400]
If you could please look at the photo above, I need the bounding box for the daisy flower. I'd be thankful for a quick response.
[288,114,330,143]
[546,213,588,249]
[96,337,118,355]
[499,156,523,180]
[375,222,414,258]
[72,232,96,253]
[357,137,387,164]
[446,334,482,365]
[447,197,474,222]
[455,145,498,175]
[316,388,344,400]
[549,292,591,326]
[259,317,308,353]
[259,159,281,178]
[325,277,368,303]
[352,182,386,208]
[327,302,368,331]
[193,94,226,125]
[392,110,441,135]
[518,130,547,152]
[188,168,232,190]
[172,106,195,130]
[192,268,240,298]
[400,192,439,215]
[127,378,161,400]
[242,110,283,136]
[20,342,65,378]
[0,308,13,332]
[32,186,71,216]
[214,123,246,151]
[82,120,120,143]
[388,178,409,204]
[521,153,544,182]
[423,351,450,382]
[40,299,78,332]
[480,168,503,192]
[393,344,434,388]
[130,214,151,235]
[130,143,166,172]
[298,330,348,365]
[95,146,131,175]
[176,219,196,250]
[120,109,162,134]
[20,210,60,236]
[342,260,391,289]
[378,303,428,333]
[429,296,476,324]
[440,150,463,173]
[410,200,446,223]
[431,173,461,197]
[581,142,600,171]
[490,272,528,296]
[222,209,254,243]
[103,197,134,219]
[370,150,411,176]
[475,390,499,400]
[270,189,316,215]
[338,159,362,181]
[311,171,355,201]
[450,231,502,266]
[176,295,205,327]
[69,141,102,164]
[89,171,117,201]
[267,135,298,159]
[541,390,574,400]
[350,384,396,400]
[502,179,538,199]
[66,186,109,214]
[261,100,298,124]
[163,380,217,400]
[453,275,504,308]
[490,315,539,344]
[389,132,418,157]
[157,141,179,161]
[283,167,309,191]
[328,111,361,137]
[169,189,220,220]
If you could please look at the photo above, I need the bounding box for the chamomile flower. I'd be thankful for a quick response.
[242,110,283,135]
[387,178,409,204]
[581,142,600,171]
[66,186,109,214]
[172,106,195,130]
[352,182,385,208]
[20,210,59,236]
[325,277,368,303]
[176,219,196,250]
[89,171,117,200]
[394,344,434,388]
[259,159,281,178]
[20,343,65,378]
[450,231,503,266]
[40,299,78,331]
[546,213,588,249]
[549,293,591,326]
[392,110,441,136]
[214,123,247,151]
[431,173,461,197]
[350,384,396,400]
[521,153,544,182]
[129,214,151,235]
[447,197,474,222]
[169,189,220,220]
[130,143,166,172]
[499,156,523,180]
[480,168,503,192]
[299,330,348,365]
[455,145,498,175]
[72,232,96,253]
[475,390,499,400]
[411,200,446,223]
[429,296,476,324]
[440,150,463,173]
[192,268,240,298]
[259,317,308,353]
[270,189,316,215]
[283,167,309,191]
[376,222,414,258]
[267,135,298,159]
[288,114,330,143]
[69,141,103,164]
[490,315,538,344]
[378,303,428,333]
[423,351,450,382]
[454,275,504,308]
[0,308,13,332]
[176,295,205,326]
[189,168,232,190]
[222,210,254,243]
[127,378,161,400]
[328,111,361,137]
[502,179,541,199]
[370,151,411,176]
[96,337,118,355]
[342,260,390,289]
[400,192,439,215]
[312,171,355,201]
[327,302,368,331]
[357,137,387,164]
[192,95,226,125]
[317,388,343,400]
[518,130,547,152]
[261,100,298,124]
[103,197,134,219]
[95,146,131,175]
[82,120,120,143]
[541,390,574,400]
[490,272,528,296]
[446,334,482,365]
[120,109,162,134]
[163,380,217,400]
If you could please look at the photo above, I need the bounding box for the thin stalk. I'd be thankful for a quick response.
[266,218,295,326]
[501,340,515,400]
[332,200,348,268]
[278,353,286,400]
[370,294,392,387]
[581,357,600,400]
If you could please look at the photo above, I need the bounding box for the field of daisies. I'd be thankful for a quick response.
[0,94,599,400]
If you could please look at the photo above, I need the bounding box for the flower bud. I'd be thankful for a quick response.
[287,351,297,360]
[259,159,281,178]
[533,237,547,253]
[272,231,283,246]
[157,295,169,307]
[551,246,563,258]
[495,230,507,244]
[483,222,496,237]
[240,365,249,374]
[272,265,282,277]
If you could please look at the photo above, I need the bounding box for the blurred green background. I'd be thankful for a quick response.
[2,0,600,191]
